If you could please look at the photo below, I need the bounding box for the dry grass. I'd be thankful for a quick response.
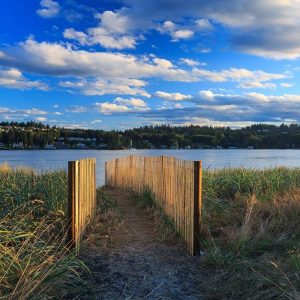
[83,187,121,249]
[0,165,89,299]
[201,168,300,299]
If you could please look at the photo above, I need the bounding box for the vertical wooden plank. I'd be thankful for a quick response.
[193,160,202,256]
[67,161,75,248]
[105,161,108,186]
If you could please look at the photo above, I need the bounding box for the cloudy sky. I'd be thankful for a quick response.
[1,0,300,129]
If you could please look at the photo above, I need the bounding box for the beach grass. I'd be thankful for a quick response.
[201,167,300,299]
[0,163,89,299]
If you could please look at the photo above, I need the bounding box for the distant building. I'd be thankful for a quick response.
[76,143,87,149]
[12,142,24,149]
[44,144,56,150]
[97,143,108,149]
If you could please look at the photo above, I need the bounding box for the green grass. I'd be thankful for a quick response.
[0,163,89,299]
[201,167,300,299]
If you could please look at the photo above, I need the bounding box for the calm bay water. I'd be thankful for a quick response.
[1,149,300,186]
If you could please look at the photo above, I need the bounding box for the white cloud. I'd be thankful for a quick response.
[0,106,49,122]
[60,78,151,98]
[64,10,137,50]
[94,96,150,115]
[91,119,102,124]
[198,90,216,100]
[121,0,300,59]
[155,91,192,101]
[193,67,286,88]
[280,82,294,88]
[20,108,48,115]
[0,68,48,91]
[35,117,47,122]
[0,38,197,82]
[94,102,130,115]
[180,58,206,67]
[195,19,214,31]
[36,0,60,18]
[114,97,148,108]
[159,21,194,40]
[66,106,87,113]
[63,28,88,45]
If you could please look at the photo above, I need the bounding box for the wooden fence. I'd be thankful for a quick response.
[67,158,96,252]
[105,156,202,256]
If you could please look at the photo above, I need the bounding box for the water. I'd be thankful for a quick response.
[1,149,300,186]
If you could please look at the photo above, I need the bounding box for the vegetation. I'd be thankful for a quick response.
[3,121,300,149]
[201,168,300,299]
[132,188,180,241]
[0,163,89,299]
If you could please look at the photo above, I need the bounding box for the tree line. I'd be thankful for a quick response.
[1,121,300,149]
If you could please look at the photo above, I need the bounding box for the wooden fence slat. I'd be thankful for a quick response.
[105,155,202,256]
[67,158,97,253]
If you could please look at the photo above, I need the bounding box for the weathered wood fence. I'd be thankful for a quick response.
[105,156,202,255]
[67,158,96,252]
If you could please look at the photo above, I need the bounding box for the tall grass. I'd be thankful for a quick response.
[0,163,88,299]
[201,167,300,299]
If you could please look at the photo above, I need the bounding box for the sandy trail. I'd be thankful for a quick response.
[81,189,203,300]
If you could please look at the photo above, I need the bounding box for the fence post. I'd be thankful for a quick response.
[193,160,202,256]
[105,162,108,186]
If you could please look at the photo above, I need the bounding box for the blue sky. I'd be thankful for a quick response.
[1,0,300,129]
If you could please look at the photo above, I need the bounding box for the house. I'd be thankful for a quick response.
[76,143,87,149]
[44,144,56,150]
[12,142,24,149]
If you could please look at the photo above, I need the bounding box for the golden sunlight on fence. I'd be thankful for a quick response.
[105,155,202,256]
[67,158,96,252]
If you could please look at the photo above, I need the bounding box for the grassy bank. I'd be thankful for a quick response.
[0,163,88,299]
[201,167,300,299]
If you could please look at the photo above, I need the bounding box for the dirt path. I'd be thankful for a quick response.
[81,189,203,299]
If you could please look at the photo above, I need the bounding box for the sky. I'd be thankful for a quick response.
[1,0,300,130]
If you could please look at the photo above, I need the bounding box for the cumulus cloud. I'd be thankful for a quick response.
[64,10,137,49]
[66,106,87,113]
[193,67,286,88]
[0,38,197,82]
[132,89,300,127]
[180,58,206,67]
[155,91,192,101]
[60,78,151,98]
[94,102,130,115]
[0,38,286,89]
[114,97,148,108]
[35,116,47,122]
[36,0,60,18]
[0,68,48,91]
[0,106,49,121]
[94,96,150,115]
[280,82,294,88]
[159,20,194,41]
[121,0,300,59]
[91,119,102,124]
[195,19,214,31]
